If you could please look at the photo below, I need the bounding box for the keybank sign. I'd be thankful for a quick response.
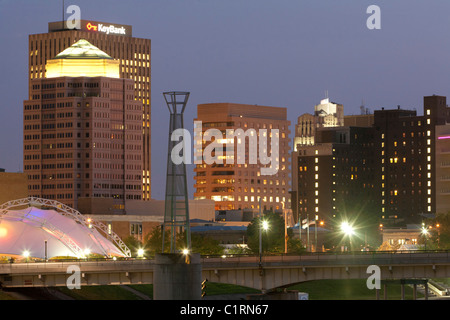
[98,23,126,35]
[86,22,127,35]
[65,5,130,36]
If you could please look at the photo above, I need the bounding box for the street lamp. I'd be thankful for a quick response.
[340,221,355,251]
[137,248,145,258]
[182,248,190,264]
[23,250,30,262]
[258,198,270,269]
[341,221,355,236]
[421,226,429,250]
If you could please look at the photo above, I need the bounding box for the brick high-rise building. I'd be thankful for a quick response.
[194,103,291,212]
[374,95,450,226]
[24,39,143,212]
[28,19,152,200]
[293,126,376,227]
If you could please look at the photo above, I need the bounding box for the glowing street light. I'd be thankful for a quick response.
[137,248,145,258]
[341,221,355,236]
[182,248,190,264]
[340,221,355,252]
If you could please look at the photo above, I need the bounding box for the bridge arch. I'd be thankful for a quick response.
[201,253,450,291]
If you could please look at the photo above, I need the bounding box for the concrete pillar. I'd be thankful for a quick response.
[153,253,202,300]
[401,284,405,300]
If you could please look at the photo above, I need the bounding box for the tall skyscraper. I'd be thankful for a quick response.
[28,20,152,200]
[194,103,291,212]
[24,39,143,212]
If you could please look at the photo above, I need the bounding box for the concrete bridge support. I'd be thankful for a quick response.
[153,253,202,300]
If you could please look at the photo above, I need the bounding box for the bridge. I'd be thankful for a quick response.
[1,251,449,293]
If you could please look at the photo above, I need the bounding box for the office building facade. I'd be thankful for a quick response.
[194,103,291,212]
[24,39,143,212]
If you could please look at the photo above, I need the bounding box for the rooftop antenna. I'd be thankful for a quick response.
[62,0,65,30]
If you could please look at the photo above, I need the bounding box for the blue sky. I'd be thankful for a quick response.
[1,0,449,200]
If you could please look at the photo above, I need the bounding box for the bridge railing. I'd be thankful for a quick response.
[200,250,450,267]
[0,258,154,274]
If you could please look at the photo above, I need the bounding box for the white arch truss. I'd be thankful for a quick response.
[0,197,131,258]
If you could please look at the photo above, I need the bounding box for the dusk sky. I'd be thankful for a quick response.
[1,0,450,200]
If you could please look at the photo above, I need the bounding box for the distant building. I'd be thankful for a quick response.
[293,98,344,150]
[381,225,421,248]
[434,125,450,215]
[79,199,215,242]
[293,95,450,229]
[194,103,291,212]
[0,171,29,205]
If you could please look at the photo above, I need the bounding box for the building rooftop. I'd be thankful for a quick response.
[52,39,114,60]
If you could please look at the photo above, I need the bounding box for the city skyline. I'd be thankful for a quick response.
[2,1,450,200]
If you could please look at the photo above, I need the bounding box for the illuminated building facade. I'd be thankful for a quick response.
[293,98,344,150]
[28,20,152,200]
[293,95,450,229]
[194,103,291,212]
[24,40,143,212]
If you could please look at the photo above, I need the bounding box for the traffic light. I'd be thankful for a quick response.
[201,279,208,297]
